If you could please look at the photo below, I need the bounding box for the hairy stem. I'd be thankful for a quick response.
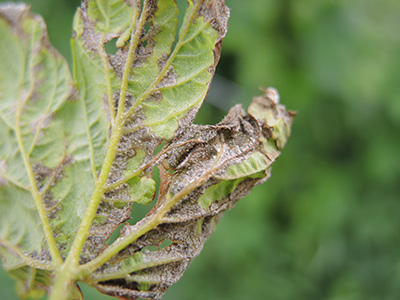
[49,266,75,300]
[79,144,225,279]
[49,3,152,299]
[79,175,209,279]
[15,25,63,267]
[65,0,149,267]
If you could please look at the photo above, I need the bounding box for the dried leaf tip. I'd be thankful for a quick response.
[249,88,295,150]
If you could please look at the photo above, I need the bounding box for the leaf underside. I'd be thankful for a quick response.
[0,1,294,300]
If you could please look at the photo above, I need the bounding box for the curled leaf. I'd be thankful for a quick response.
[0,1,294,299]
[89,90,294,299]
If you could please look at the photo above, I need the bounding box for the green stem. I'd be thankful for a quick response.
[49,266,75,300]
[79,172,210,279]
[79,140,226,278]
[49,3,152,299]
[65,2,149,267]
[14,24,63,267]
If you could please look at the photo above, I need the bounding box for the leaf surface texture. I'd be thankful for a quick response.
[0,1,294,299]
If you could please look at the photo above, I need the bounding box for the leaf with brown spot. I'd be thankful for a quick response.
[0,1,294,299]
[84,90,293,299]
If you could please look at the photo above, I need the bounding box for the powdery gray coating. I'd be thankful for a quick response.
[72,0,233,268]
[0,2,294,300]
[76,1,293,299]
[90,91,293,299]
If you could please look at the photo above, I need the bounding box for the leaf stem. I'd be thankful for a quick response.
[49,3,152,298]
[78,141,226,279]
[87,257,183,283]
[60,0,151,274]
[104,139,203,192]
[49,266,76,300]
[79,174,208,279]
[14,24,63,267]
[15,93,63,268]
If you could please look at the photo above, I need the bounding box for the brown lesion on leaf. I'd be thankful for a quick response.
[0,4,36,41]
[66,83,79,102]
[81,200,133,263]
[29,112,54,137]
[132,38,155,68]
[92,216,222,299]
[88,89,294,299]
[197,0,230,70]
[75,1,105,52]
[156,65,177,89]
[31,152,75,244]
[109,50,129,79]
[198,0,230,38]
[33,151,73,195]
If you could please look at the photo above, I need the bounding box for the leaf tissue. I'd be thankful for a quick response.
[0,1,294,299]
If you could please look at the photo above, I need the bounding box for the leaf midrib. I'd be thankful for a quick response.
[13,20,63,267]
[61,0,149,268]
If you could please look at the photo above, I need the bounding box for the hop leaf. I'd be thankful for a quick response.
[0,1,294,299]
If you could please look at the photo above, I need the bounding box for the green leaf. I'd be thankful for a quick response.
[127,176,156,205]
[199,172,265,209]
[223,152,270,180]
[88,0,135,34]
[0,186,43,254]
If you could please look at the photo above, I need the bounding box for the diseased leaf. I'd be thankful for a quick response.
[0,1,294,299]
[66,0,229,265]
[88,90,294,299]
[0,3,73,294]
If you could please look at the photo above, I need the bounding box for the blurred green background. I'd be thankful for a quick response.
[1,0,400,299]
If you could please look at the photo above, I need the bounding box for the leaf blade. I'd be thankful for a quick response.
[0,3,77,295]
[86,89,294,299]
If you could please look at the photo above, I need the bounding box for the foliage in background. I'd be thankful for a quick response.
[0,0,400,299]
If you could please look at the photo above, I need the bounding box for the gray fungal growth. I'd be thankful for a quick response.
[0,2,294,300]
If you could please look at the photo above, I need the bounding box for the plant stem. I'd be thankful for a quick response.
[79,142,225,278]
[49,3,151,299]
[65,1,148,267]
[79,173,210,279]
[48,265,75,300]
[15,26,63,267]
